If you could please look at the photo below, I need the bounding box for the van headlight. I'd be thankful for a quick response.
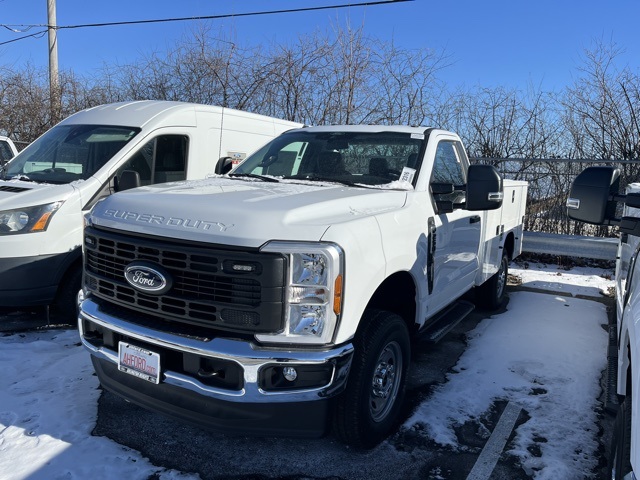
[258,241,344,345]
[0,202,63,235]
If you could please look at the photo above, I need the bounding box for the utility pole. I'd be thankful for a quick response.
[47,0,60,122]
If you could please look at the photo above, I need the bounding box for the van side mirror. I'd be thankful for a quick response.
[466,165,503,211]
[566,166,620,225]
[115,170,141,192]
[215,157,234,175]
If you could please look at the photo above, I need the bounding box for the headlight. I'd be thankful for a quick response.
[0,202,63,235]
[258,241,344,345]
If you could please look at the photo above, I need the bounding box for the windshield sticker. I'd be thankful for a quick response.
[400,167,416,183]
[410,133,425,140]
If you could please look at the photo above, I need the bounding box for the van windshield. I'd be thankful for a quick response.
[3,125,139,184]
[232,130,424,187]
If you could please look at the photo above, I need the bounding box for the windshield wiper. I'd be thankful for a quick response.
[283,174,375,189]
[7,174,36,183]
[228,173,280,183]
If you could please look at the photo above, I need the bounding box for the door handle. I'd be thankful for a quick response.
[470,215,481,224]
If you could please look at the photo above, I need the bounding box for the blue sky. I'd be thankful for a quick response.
[0,0,638,92]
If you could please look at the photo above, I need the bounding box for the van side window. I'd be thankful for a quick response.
[116,135,188,187]
[85,134,189,210]
[0,140,14,163]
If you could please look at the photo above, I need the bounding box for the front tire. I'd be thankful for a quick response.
[53,265,82,323]
[476,251,508,310]
[333,310,410,448]
[610,397,632,480]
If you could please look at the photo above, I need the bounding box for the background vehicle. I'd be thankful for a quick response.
[0,100,302,319]
[79,125,527,447]
[0,136,18,166]
[568,166,640,480]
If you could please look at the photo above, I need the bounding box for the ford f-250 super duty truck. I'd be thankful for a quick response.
[78,125,528,447]
[568,167,640,479]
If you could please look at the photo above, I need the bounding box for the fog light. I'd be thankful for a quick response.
[283,366,298,382]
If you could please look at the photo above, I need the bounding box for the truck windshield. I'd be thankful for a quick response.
[3,124,139,184]
[233,131,424,186]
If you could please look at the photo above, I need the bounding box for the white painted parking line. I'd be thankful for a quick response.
[466,402,522,480]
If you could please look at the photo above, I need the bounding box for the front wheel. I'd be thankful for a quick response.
[333,310,410,448]
[610,397,632,480]
[476,251,508,310]
[53,265,82,323]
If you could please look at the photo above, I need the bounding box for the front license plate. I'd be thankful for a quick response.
[118,342,161,384]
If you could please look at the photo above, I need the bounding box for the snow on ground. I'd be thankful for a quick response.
[0,262,615,480]
[511,261,614,298]
[0,329,198,480]
[406,261,615,479]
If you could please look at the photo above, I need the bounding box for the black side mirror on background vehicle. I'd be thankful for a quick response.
[566,166,620,225]
[115,170,141,192]
[466,165,503,211]
[567,166,640,235]
[215,157,234,175]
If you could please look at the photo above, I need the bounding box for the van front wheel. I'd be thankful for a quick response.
[53,265,82,323]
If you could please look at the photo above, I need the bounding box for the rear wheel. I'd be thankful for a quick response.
[476,251,508,310]
[610,397,632,480]
[333,310,410,448]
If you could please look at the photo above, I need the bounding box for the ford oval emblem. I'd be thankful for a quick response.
[124,261,172,295]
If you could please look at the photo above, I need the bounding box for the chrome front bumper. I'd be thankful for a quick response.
[79,298,354,404]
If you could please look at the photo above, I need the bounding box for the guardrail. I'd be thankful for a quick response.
[522,231,618,261]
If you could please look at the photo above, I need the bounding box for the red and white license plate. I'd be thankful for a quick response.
[118,342,161,384]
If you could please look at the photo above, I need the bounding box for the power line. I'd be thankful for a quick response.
[1,1,412,33]
[0,29,48,46]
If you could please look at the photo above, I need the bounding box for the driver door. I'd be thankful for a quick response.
[427,140,481,313]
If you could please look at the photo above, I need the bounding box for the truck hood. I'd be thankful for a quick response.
[0,179,77,209]
[90,178,409,248]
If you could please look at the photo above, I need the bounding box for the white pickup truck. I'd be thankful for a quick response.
[79,125,528,447]
[0,101,301,319]
[567,167,640,479]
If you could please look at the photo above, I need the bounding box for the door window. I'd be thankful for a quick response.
[431,141,467,208]
[115,135,188,187]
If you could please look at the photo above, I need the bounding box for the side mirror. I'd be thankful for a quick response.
[115,170,141,192]
[466,165,503,211]
[215,157,234,175]
[566,166,620,225]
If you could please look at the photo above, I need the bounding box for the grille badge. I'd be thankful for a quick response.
[124,261,172,295]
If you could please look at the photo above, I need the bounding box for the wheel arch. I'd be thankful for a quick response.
[53,251,82,298]
[503,231,515,260]
[360,271,418,336]
[619,324,632,397]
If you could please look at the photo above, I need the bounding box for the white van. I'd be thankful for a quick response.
[0,100,302,319]
[0,136,18,165]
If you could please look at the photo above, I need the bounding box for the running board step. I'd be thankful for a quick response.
[605,322,619,415]
[418,300,475,344]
